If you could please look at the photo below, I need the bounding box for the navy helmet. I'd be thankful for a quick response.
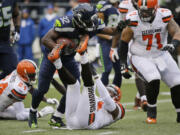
[72,3,98,31]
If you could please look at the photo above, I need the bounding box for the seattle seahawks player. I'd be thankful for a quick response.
[28,3,125,128]
[96,0,122,88]
[47,40,125,130]
[0,0,20,79]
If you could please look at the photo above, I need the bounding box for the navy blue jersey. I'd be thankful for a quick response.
[0,0,17,43]
[96,1,120,27]
[54,15,105,41]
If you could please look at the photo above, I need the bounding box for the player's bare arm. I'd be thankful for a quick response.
[119,26,134,63]
[168,18,180,41]
[41,29,60,50]
[112,33,121,48]
[97,34,112,40]
[12,3,21,32]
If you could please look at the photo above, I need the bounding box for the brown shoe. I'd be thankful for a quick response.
[133,97,141,110]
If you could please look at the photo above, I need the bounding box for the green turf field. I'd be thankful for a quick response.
[0,79,179,135]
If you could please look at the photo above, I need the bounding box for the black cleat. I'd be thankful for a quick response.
[48,115,66,127]
[177,112,180,123]
[28,109,38,128]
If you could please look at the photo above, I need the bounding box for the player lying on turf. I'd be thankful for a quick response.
[47,43,125,129]
[0,59,58,121]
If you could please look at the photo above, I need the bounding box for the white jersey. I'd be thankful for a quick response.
[126,8,173,58]
[119,0,136,21]
[65,80,123,130]
[88,97,122,129]
[0,70,31,111]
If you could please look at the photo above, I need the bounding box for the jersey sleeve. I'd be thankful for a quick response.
[53,16,75,33]
[12,82,28,101]
[159,8,173,23]
[126,11,138,27]
[107,8,120,27]
[118,1,129,14]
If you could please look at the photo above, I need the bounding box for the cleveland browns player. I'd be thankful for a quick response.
[47,39,125,129]
[119,0,180,123]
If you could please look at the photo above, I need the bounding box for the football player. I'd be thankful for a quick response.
[115,0,148,111]
[119,0,180,123]
[96,0,122,88]
[47,41,125,129]
[0,0,20,79]
[0,59,58,121]
[28,3,127,128]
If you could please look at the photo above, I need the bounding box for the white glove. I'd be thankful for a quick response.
[110,48,119,62]
[12,31,20,44]
[46,98,59,105]
[161,44,175,52]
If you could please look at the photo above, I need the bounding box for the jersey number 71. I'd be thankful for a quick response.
[143,33,163,50]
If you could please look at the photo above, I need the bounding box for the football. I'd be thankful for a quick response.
[56,38,77,49]
[56,38,78,55]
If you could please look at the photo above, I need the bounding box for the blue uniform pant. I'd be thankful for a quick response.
[32,54,80,113]
[0,45,18,79]
[17,44,33,61]
[99,38,122,87]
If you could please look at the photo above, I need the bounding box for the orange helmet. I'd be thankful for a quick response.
[137,0,158,22]
[17,59,38,84]
[106,84,122,102]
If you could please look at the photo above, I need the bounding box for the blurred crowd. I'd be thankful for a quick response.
[15,0,180,63]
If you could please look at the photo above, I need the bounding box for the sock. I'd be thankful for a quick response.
[80,52,89,64]
[53,58,62,69]
[53,110,64,118]
[30,107,37,113]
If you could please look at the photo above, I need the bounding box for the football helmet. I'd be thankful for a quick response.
[72,3,98,31]
[106,84,122,102]
[17,59,38,84]
[137,0,158,22]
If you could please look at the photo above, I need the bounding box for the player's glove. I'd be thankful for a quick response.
[110,47,119,62]
[11,31,20,44]
[161,44,175,53]
[46,98,59,105]
[117,19,130,32]
[121,63,132,79]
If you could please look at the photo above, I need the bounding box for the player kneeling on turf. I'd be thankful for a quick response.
[47,42,125,129]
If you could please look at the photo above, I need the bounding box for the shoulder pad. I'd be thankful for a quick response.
[158,8,173,23]
[119,0,129,13]
[126,11,138,27]
[97,2,112,12]
[54,16,75,32]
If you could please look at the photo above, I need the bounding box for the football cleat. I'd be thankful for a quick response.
[146,117,157,124]
[28,109,38,128]
[141,100,148,112]
[177,112,180,123]
[48,115,66,127]
[133,97,141,110]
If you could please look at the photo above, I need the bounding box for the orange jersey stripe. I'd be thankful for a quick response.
[119,8,128,13]
[11,89,26,100]
[162,15,173,23]
[88,113,95,125]
[129,21,138,27]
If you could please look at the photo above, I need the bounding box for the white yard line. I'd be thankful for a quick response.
[22,129,47,133]
[98,131,118,135]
